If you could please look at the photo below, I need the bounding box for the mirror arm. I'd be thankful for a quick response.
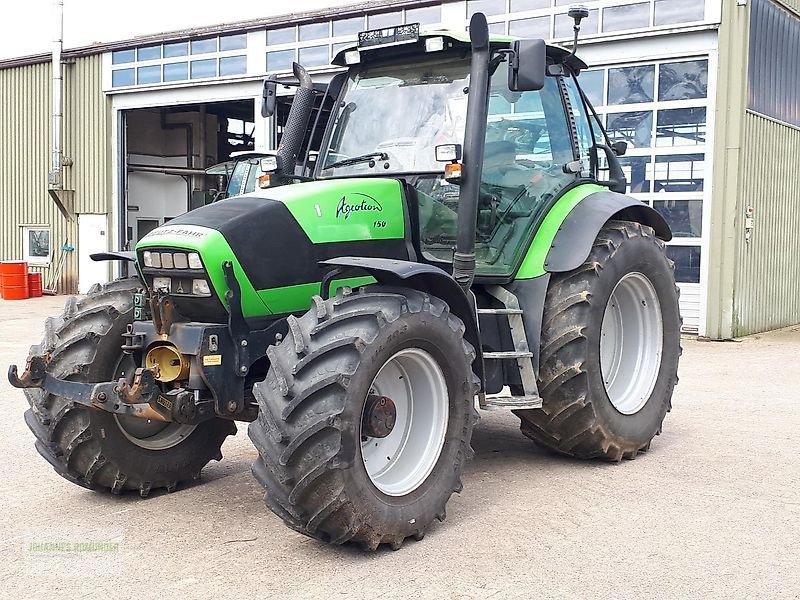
[595,144,628,194]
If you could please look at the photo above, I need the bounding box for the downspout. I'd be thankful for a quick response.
[47,0,71,220]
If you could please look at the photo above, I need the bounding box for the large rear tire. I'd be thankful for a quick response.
[516,220,681,460]
[248,286,478,550]
[23,278,236,496]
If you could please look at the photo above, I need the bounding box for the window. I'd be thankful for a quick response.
[111,68,135,87]
[163,42,188,58]
[299,22,329,42]
[163,62,188,81]
[112,49,135,64]
[406,6,441,25]
[608,65,655,104]
[602,3,650,32]
[489,22,507,34]
[219,56,247,76]
[659,59,708,101]
[509,16,549,38]
[655,0,704,26]
[467,0,507,17]
[510,0,549,10]
[578,70,605,107]
[190,38,217,54]
[619,157,653,193]
[137,45,161,61]
[299,45,330,68]
[555,9,598,37]
[653,200,703,237]
[137,65,161,84]
[333,16,364,37]
[666,246,701,283]
[190,59,217,79]
[23,227,51,264]
[606,111,654,148]
[654,154,705,192]
[220,34,247,51]
[368,11,402,29]
[267,26,296,45]
[267,49,295,72]
[656,107,706,147]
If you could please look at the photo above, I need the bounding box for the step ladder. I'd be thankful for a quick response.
[477,286,542,410]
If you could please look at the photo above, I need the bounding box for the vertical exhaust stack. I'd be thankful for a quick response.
[275,63,315,176]
[454,13,491,293]
[49,0,64,190]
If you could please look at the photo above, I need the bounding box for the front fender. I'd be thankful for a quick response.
[544,190,671,274]
[319,257,484,391]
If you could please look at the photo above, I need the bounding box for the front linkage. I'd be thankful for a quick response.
[8,267,286,427]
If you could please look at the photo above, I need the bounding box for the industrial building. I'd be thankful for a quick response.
[0,0,798,338]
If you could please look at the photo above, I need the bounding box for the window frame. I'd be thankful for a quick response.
[21,225,52,265]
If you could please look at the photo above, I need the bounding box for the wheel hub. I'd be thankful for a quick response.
[362,395,397,439]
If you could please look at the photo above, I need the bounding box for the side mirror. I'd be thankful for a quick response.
[611,141,628,157]
[508,39,546,92]
[261,75,278,118]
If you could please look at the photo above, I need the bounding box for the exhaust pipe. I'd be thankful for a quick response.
[454,13,491,293]
[49,0,64,189]
[275,63,315,176]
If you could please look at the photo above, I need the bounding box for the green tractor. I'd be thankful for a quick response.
[10,11,680,551]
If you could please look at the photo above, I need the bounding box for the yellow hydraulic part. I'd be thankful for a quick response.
[145,344,189,383]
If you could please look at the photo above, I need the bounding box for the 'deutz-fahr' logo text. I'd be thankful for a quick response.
[336,193,383,220]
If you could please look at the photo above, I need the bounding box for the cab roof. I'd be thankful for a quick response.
[331,27,588,72]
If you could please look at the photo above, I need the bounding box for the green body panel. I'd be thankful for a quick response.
[250,178,406,243]
[137,225,268,317]
[515,183,606,280]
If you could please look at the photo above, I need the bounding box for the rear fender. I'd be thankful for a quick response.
[319,257,484,391]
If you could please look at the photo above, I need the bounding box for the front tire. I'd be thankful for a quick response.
[516,220,681,460]
[23,278,236,496]
[248,286,478,550]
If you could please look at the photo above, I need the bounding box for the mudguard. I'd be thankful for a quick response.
[319,257,484,390]
[545,190,671,273]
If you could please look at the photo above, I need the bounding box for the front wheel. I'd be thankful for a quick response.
[248,286,478,550]
[516,220,681,460]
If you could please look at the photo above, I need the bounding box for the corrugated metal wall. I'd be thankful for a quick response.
[733,114,800,335]
[0,54,110,294]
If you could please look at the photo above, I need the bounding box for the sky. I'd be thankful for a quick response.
[0,0,349,60]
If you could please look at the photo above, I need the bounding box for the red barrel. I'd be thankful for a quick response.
[0,261,29,300]
[28,272,43,298]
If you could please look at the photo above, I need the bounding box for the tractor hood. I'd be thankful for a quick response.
[135,178,410,319]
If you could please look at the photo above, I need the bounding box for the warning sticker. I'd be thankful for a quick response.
[203,354,222,366]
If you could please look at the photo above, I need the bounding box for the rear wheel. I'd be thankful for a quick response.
[516,220,681,460]
[23,278,236,496]
[249,286,478,550]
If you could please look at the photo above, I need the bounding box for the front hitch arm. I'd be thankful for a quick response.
[8,355,171,423]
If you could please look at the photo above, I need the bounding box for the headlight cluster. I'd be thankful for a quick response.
[143,251,203,270]
[142,250,211,297]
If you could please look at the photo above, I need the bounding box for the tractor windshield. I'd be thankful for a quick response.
[318,55,470,176]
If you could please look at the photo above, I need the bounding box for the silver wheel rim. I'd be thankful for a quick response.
[113,355,196,450]
[600,272,663,415]
[114,415,196,450]
[361,348,449,497]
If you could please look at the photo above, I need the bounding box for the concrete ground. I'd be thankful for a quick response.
[0,295,798,600]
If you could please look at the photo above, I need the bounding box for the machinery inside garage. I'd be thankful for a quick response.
[123,99,255,245]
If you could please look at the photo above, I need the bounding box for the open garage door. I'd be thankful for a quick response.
[122,99,255,245]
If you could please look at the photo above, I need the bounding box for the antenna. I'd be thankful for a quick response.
[568,4,589,58]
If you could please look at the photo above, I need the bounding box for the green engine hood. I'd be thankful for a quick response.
[135,178,408,318]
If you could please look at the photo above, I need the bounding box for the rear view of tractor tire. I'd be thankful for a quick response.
[249,286,478,551]
[516,220,681,461]
[23,278,236,496]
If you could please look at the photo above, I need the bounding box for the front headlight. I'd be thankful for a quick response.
[188,253,203,269]
[192,279,211,297]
